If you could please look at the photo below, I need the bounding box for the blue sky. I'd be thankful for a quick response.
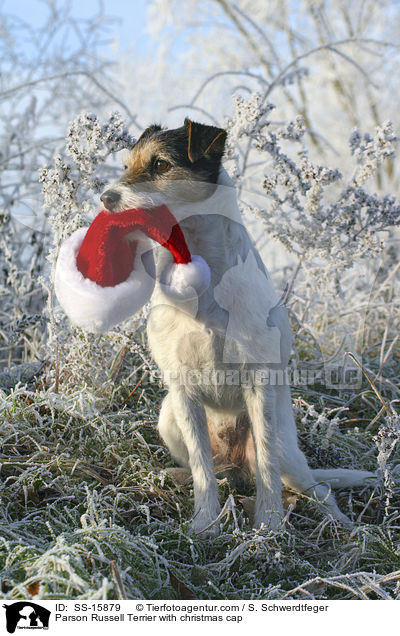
[1,0,152,54]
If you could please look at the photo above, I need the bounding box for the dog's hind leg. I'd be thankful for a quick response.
[158,392,189,467]
[244,384,284,530]
[275,383,353,525]
[168,386,221,538]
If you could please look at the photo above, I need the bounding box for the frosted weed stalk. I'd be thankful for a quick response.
[227,93,400,265]
[40,112,140,391]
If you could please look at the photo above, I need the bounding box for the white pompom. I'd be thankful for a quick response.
[159,255,211,301]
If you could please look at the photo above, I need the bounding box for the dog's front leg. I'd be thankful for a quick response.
[244,384,284,530]
[169,385,221,538]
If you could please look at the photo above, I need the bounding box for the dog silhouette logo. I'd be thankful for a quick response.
[3,602,50,634]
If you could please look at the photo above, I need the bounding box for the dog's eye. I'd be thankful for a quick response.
[154,159,170,173]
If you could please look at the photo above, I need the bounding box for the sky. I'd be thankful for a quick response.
[1,0,152,55]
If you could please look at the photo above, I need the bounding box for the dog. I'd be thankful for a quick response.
[101,118,376,537]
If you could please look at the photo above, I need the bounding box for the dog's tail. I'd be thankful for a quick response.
[311,468,377,489]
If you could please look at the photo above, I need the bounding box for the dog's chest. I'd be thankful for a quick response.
[146,209,291,399]
[147,297,220,372]
[147,257,282,369]
[147,302,246,410]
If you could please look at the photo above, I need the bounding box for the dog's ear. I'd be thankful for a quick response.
[184,118,227,163]
[135,124,162,146]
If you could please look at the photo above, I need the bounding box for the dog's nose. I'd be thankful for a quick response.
[100,190,121,211]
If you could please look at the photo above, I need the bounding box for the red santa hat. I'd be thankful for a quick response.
[54,205,210,332]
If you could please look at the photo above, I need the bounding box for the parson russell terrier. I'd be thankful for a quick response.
[101,119,376,537]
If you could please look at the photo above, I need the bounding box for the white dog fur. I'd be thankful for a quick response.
[105,160,376,537]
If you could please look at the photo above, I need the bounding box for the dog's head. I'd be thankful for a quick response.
[100,118,227,212]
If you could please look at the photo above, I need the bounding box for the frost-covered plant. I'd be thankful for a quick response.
[40,112,142,391]
[41,112,136,248]
[375,412,400,517]
[226,93,399,266]
[0,1,130,369]
[144,0,400,188]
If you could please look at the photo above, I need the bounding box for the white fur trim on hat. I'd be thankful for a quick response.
[54,228,156,333]
[159,254,211,301]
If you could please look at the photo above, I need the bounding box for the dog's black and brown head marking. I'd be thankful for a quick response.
[101,119,227,211]
[123,118,227,184]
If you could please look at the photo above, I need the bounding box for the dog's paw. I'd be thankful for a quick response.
[329,510,354,528]
[191,512,221,539]
[192,522,221,540]
[253,509,284,532]
[162,467,192,485]
[339,516,354,529]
